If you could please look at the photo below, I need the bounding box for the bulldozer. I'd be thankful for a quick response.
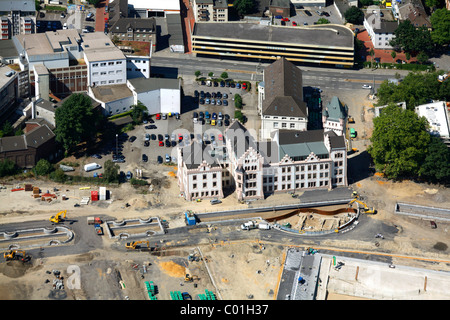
[348,198,377,214]
[125,241,150,250]
[50,210,67,224]
[4,249,30,262]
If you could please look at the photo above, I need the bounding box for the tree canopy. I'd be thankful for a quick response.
[368,104,431,180]
[418,136,450,183]
[344,6,364,24]
[233,0,255,16]
[54,93,100,153]
[430,9,450,46]
[389,20,433,55]
[375,71,450,109]
[103,160,120,183]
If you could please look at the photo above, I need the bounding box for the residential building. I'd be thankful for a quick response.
[126,55,151,79]
[191,22,355,66]
[322,96,348,136]
[193,0,229,23]
[177,120,348,202]
[363,15,398,49]
[259,58,308,140]
[0,122,58,168]
[0,0,36,40]
[392,0,431,29]
[109,17,157,52]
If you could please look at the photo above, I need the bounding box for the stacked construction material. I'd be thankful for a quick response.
[170,291,183,300]
[32,187,40,198]
[144,281,157,300]
[198,290,216,300]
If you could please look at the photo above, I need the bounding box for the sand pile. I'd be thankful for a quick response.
[158,261,186,278]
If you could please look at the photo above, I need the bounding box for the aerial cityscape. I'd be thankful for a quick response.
[0,0,449,303]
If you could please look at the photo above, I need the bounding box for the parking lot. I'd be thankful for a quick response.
[274,6,343,27]
[82,78,252,179]
[36,9,96,33]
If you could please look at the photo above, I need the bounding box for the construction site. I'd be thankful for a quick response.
[0,169,450,301]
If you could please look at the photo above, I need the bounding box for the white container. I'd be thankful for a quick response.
[99,187,106,200]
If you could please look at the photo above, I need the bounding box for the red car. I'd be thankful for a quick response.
[281,18,289,22]
[178,134,183,142]
[156,113,161,120]
[218,134,223,141]
[242,82,247,90]
[159,141,164,147]
[292,21,297,26]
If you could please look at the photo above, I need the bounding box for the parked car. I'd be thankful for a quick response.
[126,171,132,180]
[242,82,247,90]
[157,156,163,164]
[129,136,137,142]
[165,154,171,163]
[292,21,297,26]
[142,154,148,162]
[305,10,312,16]
[210,199,222,205]
[236,83,241,89]
[275,15,283,19]
[159,141,164,147]
[362,84,372,89]
[156,113,161,120]
[223,99,228,106]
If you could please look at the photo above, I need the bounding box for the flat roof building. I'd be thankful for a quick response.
[191,22,355,66]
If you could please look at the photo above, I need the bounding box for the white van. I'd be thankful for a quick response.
[84,163,101,172]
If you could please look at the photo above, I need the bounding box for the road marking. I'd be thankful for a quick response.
[345,78,384,84]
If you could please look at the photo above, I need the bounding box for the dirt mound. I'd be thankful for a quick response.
[158,261,186,278]
[0,261,33,278]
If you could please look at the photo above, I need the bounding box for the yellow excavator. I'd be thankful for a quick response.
[4,249,29,262]
[50,210,67,224]
[125,240,150,250]
[348,198,377,214]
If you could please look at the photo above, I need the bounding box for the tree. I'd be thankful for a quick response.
[368,104,430,180]
[344,6,364,25]
[103,160,120,183]
[131,101,148,124]
[233,0,254,16]
[54,93,100,153]
[0,159,17,177]
[430,9,450,46]
[195,70,201,78]
[2,121,14,137]
[375,71,450,109]
[34,159,54,176]
[317,18,330,24]
[220,72,228,79]
[234,94,242,109]
[390,21,433,54]
[419,136,450,183]
[416,51,429,64]
[390,50,397,63]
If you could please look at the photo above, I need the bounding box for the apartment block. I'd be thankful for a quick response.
[193,0,229,23]
[0,0,36,40]
[109,17,157,52]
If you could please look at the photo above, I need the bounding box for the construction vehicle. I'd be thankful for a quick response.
[348,198,377,214]
[348,116,355,123]
[125,240,150,250]
[184,274,199,282]
[4,249,29,262]
[49,210,67,224]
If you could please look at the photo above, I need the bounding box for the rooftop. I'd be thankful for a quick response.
[0,0,35,12]
[415,101,450,138]
[81,32,126,62]
[193,22,354,49]
[127,77,180,93]
[90,84,133,103]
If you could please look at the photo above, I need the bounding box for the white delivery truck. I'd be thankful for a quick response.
[84,163,101,172]
[241,221,257,230]
[258,222,271,230]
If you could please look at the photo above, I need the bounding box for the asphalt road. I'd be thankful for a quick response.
[150,55,397,91]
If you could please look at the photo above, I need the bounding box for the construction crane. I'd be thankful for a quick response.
[348,199,377,214]
[125,240,150,250]
[50,210,67,224]
[4,249,29,262]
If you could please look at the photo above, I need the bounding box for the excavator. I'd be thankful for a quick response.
[50,210,67,224]
[348,198,377,214]
[125,240,150,250]
[4,249,30,262]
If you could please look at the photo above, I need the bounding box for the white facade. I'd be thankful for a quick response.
[86,59,126,87]
[261,114,308,140]
[126,55,151,79]
[193,0,229,23]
